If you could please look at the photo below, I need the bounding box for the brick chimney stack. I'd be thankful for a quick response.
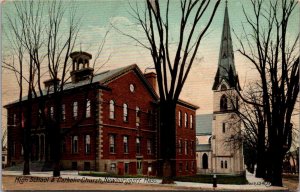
[144,72,157,91]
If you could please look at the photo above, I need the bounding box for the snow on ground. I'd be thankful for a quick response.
[3,170,288,191]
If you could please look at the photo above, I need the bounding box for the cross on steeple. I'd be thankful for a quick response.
[212,0,240,90]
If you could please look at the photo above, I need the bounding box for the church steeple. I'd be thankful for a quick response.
[212,1,239,90]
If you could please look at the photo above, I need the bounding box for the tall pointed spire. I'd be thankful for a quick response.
[212,1,239,90]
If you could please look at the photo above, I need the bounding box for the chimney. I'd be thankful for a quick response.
[144,72,157,91]
[44,78,61,89]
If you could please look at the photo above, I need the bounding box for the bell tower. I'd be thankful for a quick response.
[70,51,94,83]
[211,1,244,174]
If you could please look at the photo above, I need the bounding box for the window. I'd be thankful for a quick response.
[61,104,66,121]
[72,162,78,170]
[192,161,195,171]
[73,101,78,119]
[50,106,54,119]
[220,95,228,111]
[184,141,188,155]
[72,136,78,154]
[191,141,194,155]
[12,142,16,157]
[110,163,116,172]
[178,140,182,154]
[225,160,228,169]
[13,114,16,125]
[123,136,128,153]
[136,137,141,155]
[136,107,140,127]
[178,111,182,127]
[185,161,189,171]
[38,109,44,126]
[202,153,208,169]
[222,123,226,133]
[190,115,193,129]
[221,160,224,168]
[86,99,91,118]
[179,162,183,172]
[147,139,152,154]
[221,84,227,90]
[109,100,115,119]
[84,162,90,171]
[123,104,128,122]
[62,138,66,153]
[147,110,153,127]
[109,135,115,153]
[184,113,188,128]
[85,135,91,154]
[124,163,130,174]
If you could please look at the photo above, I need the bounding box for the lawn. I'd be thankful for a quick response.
[79,171,248,184]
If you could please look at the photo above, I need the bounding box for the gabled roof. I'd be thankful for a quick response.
[4,64,159,108]
[177,99,199,110]
[196,114,213,135]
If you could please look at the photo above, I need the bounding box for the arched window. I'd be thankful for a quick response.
[136,107,140,127]
[220,95,228,111]
[178,140,182,154]
[190,115,193,129]
[85,135,91,154]
[202,153,208,169]
[86,100,91,118]
[109,100,115,119]
[72,136,78,154]
[222,123,226,133]
[184,113,188,128]
[225,160,228,169]
[73,102,78,119]
[221,84,227,91]
[221,160,224,168]
[178,111,182,127]
[123,103,128,122]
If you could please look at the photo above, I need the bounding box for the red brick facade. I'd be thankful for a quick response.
[4,53,197,176]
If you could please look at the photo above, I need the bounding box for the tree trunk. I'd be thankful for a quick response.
[52,94,62,177]
[255,123,266,178]
[159,100,176,184]
[271,149,284,186]
[23,92,33,175]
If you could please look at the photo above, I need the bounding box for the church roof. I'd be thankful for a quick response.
[196,144,211,152]
[196,114,213,135]
[212,1,240,90]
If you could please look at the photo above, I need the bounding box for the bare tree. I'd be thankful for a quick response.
[225,82,267,178]
[235,0,299,186]
[4,0,111,177]
[119,0,221,182]
[3,0,79,176]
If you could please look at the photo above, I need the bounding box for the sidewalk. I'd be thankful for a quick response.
[2,170,289,191]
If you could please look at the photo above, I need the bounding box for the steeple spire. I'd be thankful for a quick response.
[212,1,239,90]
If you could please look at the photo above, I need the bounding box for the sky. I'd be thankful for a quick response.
[1,0,299,132]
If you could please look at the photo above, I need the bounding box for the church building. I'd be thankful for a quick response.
[196,1,245,175]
